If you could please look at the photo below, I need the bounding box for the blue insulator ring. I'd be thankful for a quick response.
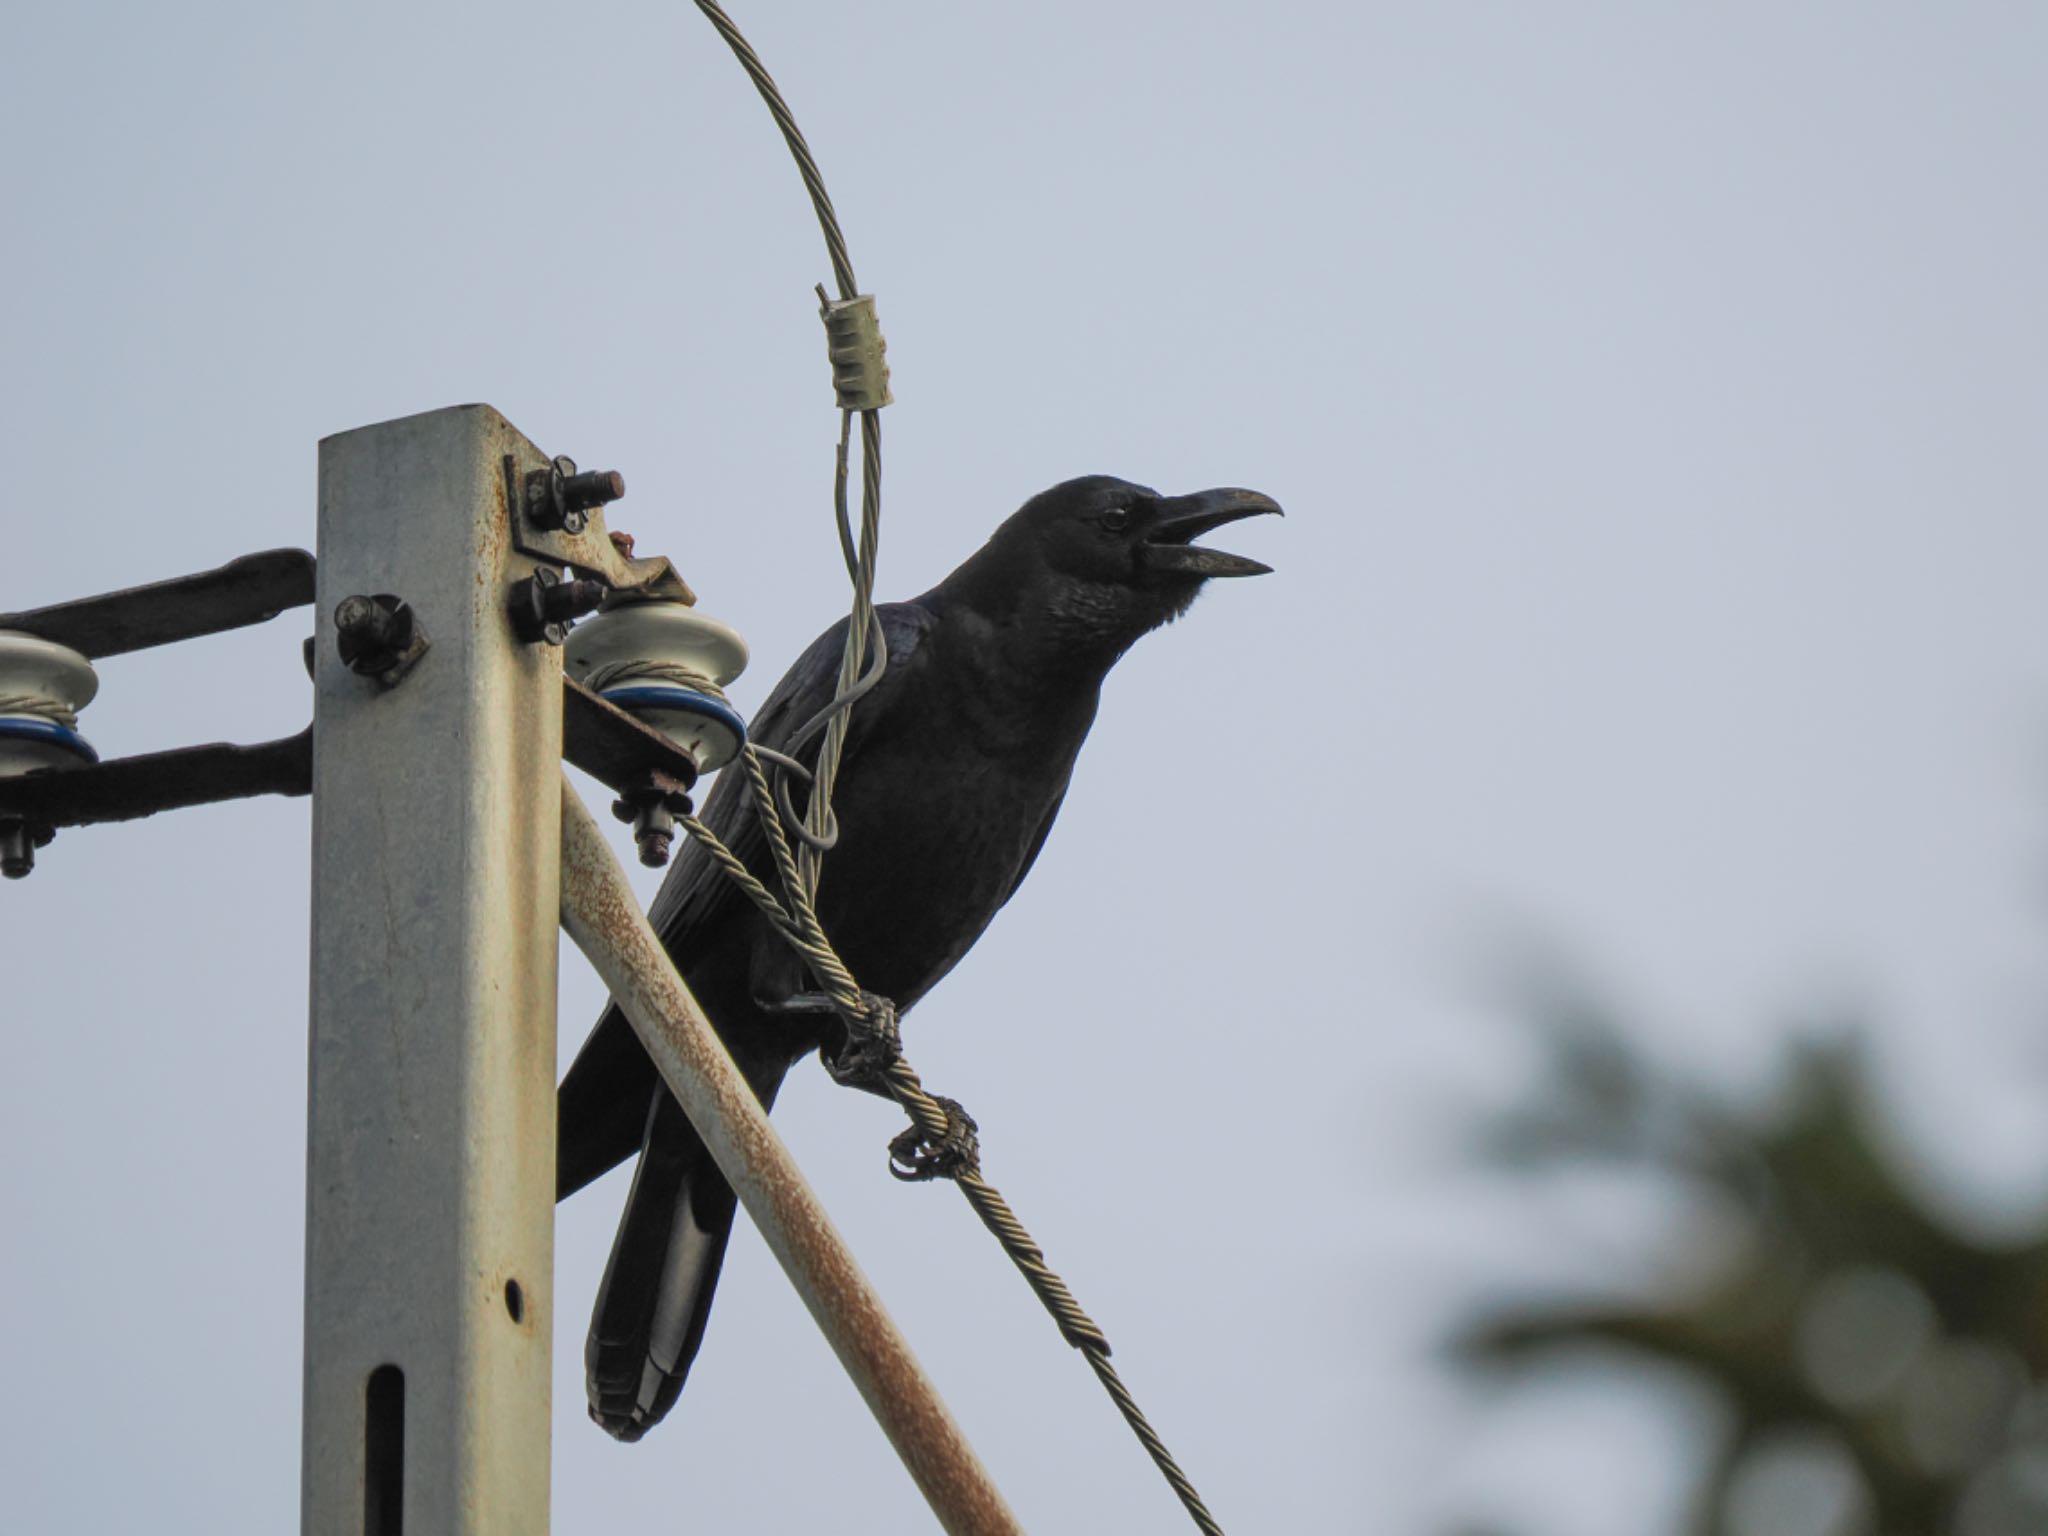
[600,686,748,772]
[601,687,748,743]
[0,716,100,766]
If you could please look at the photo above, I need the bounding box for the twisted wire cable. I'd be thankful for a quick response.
[689,0,881,897]
[798,406,880,896]
[0,695,77,729]
[689,0,856,300]
[681,752,1226,1536]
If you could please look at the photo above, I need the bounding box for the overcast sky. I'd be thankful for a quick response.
[5,4,2047,1533]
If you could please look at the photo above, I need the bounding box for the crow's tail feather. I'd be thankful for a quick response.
[585,1059,789,1440]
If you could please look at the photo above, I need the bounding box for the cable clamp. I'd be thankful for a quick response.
[819,292,894,410]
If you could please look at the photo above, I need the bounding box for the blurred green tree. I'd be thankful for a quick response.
[1460,998,2048,1536]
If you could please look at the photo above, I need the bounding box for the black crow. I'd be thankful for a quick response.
[557,474,1279,1440]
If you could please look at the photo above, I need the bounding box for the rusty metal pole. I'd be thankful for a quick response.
[303,405,564,1536]
[556,779,1026,1536]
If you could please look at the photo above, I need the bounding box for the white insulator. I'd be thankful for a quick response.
[0,630,101,775]
[565,601,751,773]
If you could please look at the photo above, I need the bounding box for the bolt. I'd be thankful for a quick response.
[334,594,428,685]
[511,568,607,645]
[609,770,695,869]
[561,469,626,512]
[541,575,607,625]
[629,802,675,867]
[1,821,32,879]
[0,819,50,880]
[526,459,625,535]
[336,595,412,662]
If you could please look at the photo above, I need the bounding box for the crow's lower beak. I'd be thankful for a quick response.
[1137,488,1283,577]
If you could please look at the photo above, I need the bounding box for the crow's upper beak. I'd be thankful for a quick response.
[1136,487,1283,577]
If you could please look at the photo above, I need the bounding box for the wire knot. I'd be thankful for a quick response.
[890,1095,981,1183]
[820,990,903,1089]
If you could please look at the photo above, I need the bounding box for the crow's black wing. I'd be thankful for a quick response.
[556,600,938,1200]
[643,600,940,948]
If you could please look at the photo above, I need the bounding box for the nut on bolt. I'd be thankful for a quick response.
[511,567,607,645]
[0,817,54,880]
[335,594,429,686]
[526,455,626,536]
[611,769,695,868]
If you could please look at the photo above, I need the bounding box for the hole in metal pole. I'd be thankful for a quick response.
[365,1364,405,1536]
[504,1277,525,1324]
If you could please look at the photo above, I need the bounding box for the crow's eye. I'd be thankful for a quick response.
[1101,507,1131,532]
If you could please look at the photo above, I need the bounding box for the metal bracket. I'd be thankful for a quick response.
[0,548,316,658]
[501,455,696,606]
[2,679,695,838]
[0,477,706,855]
[0,729,314,829]
[0,549,321,874]
[561,675,701,798]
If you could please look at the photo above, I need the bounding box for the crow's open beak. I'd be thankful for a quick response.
[1137,488,1283,577]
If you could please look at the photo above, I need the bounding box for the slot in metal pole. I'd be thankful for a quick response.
[557,779,1025,1536]
[303,405,563,1535]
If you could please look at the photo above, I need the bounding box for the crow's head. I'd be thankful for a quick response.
[945,475,1281,665]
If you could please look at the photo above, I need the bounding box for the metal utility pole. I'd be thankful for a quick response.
[303,405,564,1536]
